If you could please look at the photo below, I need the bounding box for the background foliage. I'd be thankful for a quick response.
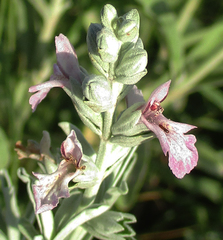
[1,0,223,239]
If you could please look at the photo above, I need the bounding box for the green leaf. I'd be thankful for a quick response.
[199,83,223,111]
[116,145,149,211]
[83,211,136,240]
[158,12,184,78]
[101,181,129,207]
[196,141,223,178]
[54,204,111,240]
[186,21,223,62]
[110,133,153,147]
[18,218,40,240]
[0,127,10,169]
[40,211,54,239]
[17,168,43,233]
[0,169,20,240]
[54,190,83,231]
[0,230,7,240]
[176,175,222,203]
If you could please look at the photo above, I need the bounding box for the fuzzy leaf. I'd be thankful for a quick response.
[83,211,136,240]
[54,190,83,231]
[110,133,154,147]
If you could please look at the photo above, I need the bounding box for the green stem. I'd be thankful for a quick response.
[177,0,201,34]
[102,107,115,141]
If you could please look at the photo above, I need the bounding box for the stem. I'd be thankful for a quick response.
[177,0,201,34]
[102,106,115,140]
[80,138,112,207]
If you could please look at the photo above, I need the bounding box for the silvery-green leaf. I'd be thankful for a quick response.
[110,133,154,147]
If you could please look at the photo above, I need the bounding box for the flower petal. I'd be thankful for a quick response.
[148,80,171,106]
[55,34,81,82]
[29,79,69,112]
[29,88,51,112]
[60,130,83,168]
[168,134,198,178]
[126,85,145,107]
[141,114,198,178]
[32,160,82,214]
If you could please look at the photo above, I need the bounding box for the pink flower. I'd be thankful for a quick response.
[138,80,198,178]
[29,34,82,112]
[32,130,85,214]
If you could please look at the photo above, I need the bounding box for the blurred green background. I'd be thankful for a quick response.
[1,0,223,239]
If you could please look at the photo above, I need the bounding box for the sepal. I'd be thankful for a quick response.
[115,48,147,84]
[87,23,109,77]
[100,4,118,29]
[115,9,140,44]
[73,156,100,189]
[96,28,121,63]
[112,102,147,136]
[82,75,113,112]
[115,69,147,85]
[67,80,103,135]
[116,19,138,44]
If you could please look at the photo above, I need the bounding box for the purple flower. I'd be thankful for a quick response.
[32,130,85,214]
[29,34,82,112]
[136,80,198,178]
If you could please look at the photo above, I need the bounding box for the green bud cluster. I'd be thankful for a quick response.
[87,4,148,84]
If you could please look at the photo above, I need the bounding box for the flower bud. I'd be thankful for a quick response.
[115,9,140,44]
[82,75,113,112]
[100,4,118,29]
[97,28,121,63]
[116,19,139,43]
[87,23,109,77]
[115,48,148,84]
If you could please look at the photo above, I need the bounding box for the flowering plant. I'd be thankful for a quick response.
[13,4,198,239]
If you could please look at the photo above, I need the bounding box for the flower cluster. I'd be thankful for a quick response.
[25,4,199,215]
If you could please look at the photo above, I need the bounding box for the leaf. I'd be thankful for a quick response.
[0,127,10,169]
[116,145,149,211]
[83,211,136,240]
[0,169,21,240]
[110,133,153,147]
[53,204,110,240]
[199,83,223,111]
[158,12,184,78]
[186,21,223,62]
[18,218,40,240]
[40,211,54,239]
[54,190,83,231]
